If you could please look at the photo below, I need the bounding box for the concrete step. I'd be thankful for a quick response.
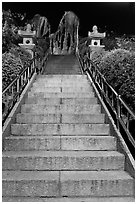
[2,171,134,197]
[3,171,60,197]
[36,74,87,79]
[21,104,101,114]
[60,171,134,197]
[4,135,117,151]
[17,113,61,123]
[4,135,61,151]
[16,113,105,124]
[30,86,93,93]
[25,97,98,105]
[35,78,89,84]
[33,82,91,87]
[28,92,95,98]
[3,151,124,170]
[11,124,109,136]
[2,196,135,202]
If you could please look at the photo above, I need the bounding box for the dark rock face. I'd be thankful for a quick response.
[31,14,50,38]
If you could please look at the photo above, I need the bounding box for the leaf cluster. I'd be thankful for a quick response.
[98,49,135,111]
[2,52,23,90]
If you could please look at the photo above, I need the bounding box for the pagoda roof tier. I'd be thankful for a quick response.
[88,25,106,39]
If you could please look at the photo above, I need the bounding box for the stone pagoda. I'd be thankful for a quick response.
[18,24,36,58]
[88,25,106,51]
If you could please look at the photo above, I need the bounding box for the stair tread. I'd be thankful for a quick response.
[2,196,135,202]
[3,150,123,157]
[5,135,114,139]
[3,170,133,181]
[2,56,135,198]
[3,171,59,180]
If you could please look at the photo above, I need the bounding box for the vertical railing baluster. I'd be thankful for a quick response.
[116,95,121,130]
[126,111,130,130]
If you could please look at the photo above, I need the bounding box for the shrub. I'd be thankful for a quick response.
[102,36,118,51]
[2,52,23,90]
[116,36,135,52]
[89,49,108,66]
[98,49,135,111]
[9,46,32,67]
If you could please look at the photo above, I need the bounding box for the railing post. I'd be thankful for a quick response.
[116,94,121,130]
[17,78,20,95]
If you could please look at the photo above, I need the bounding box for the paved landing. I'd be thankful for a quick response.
[43,55,82,75]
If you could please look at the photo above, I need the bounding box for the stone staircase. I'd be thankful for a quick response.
[2,56,134,202]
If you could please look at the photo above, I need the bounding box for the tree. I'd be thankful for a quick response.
[2,9,25,53]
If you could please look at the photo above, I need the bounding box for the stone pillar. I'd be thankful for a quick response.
[18,24,36,59]
[76,24,79,53]
[88,25,106,59]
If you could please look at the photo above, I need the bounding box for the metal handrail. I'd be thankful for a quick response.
[78,53,135,149]
[2,51,49,125]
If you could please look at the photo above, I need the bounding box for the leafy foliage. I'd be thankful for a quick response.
[2,52,23,90]
[102,35,118,51]
[116,36,135,52]
[89,49,108,66]
[2,9,25,53]
[9,46,32,67]
[98,49,135,110]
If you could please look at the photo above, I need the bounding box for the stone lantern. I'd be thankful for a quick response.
[18,24,36,58]
[88,25,106,51]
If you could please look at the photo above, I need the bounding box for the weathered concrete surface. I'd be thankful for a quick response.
[16,113,104,124]
[4,136,61,151]
[21,104,101,114]
[61,136,117,150]
[2,196,135,202]
[3,151,125,171]
[4,135,116,151]
[28,92,95,98]
[61,171,134,197]
[2,170,134,198]
[3,171,59,197]
[3,68,134,200]
[11,124,109,135]
[16,113,61,123]
[25,97,97,105]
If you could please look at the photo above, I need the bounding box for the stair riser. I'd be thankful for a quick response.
[4,136,117,151]
[16,114,61,124]
[4,136,61,151]
[33,83,91,87]
[3,180,59,197]
[30,88,93,93]
[61,179,134,197]
[2,179,134,197]
[25,98,97,105]
[2,196,135,202]
[33,79,91,85]
[28,92,95,98]
[3,155,124,170]
[11,124,109,135]
[36,75,87,78]
[61,136,117,150]
[21,106,101,114]
[31,86,93,93]
[16,114,104,124]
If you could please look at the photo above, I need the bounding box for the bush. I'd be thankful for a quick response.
[2,52,23,90]
[116,36,135,52]
[102,36,118,51]
[98,49,135,111]
[89,49,108,66]
[2,10,25,53]
[9,46,32,67]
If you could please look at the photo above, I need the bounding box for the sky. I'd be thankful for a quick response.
[2,2,135,37]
